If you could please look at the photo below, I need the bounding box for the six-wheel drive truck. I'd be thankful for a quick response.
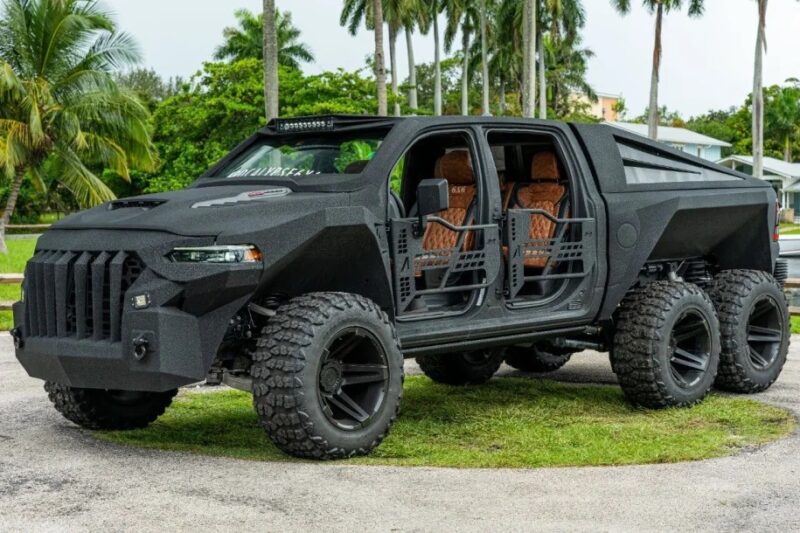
[13,115,789,459]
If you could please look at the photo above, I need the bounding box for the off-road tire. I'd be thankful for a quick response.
[44,382,177,430]
[504,345,574,373]
[251,292,404,460]
[708,270,790,393]
[416,349,505,385]
[611,281,721,408]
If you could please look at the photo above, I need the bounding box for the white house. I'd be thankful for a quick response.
[717,155,800,215]
[606,122,732,162]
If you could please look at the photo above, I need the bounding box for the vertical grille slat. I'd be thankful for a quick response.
[73,252,91,339]
[24,254,41,337]
[34,252,50,337]
[91,252,110,341]
[43,254,58,336]
[109,252,126,343]
[54,252,75,337]
[24,249,145,342]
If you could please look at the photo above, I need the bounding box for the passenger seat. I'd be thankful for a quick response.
[505,152,566,268]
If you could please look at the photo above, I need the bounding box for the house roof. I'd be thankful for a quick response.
[718,155,800,180]
[606,121,732,148]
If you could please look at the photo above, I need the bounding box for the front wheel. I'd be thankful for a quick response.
[251,292,404,460]
[44,382,177,430]
[611,281,721,408]
[709,270,790,393]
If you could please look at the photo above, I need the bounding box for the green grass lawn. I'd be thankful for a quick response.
[0,238,37,330]
[780,223,800,235]
[94,376,795,469]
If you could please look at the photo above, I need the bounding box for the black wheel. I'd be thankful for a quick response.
[416,348,505,385]
[44,382,177,430]
[504,344,574,373]
[251,292,403,459]
[611,281,720,408]
[709,270,789,393]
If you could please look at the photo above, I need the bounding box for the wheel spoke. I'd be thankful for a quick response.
[671,347,708,372]
[329,333,363,360]
[328,390,370,423]
[341,363,388,386]
[747,325,782,344]
[749,347,770,368]
[750,302,774,321]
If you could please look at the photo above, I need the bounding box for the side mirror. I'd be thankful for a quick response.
[417,179,449,217]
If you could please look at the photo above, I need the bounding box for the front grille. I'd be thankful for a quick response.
[23,250,145,342]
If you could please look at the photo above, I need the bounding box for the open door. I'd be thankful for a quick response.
[388,131,501,317]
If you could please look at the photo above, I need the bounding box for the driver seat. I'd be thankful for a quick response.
[421,150,476,252]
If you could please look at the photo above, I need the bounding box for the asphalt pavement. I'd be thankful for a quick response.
[1,334,799,532]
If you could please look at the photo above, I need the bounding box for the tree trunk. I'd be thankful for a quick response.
[480,0,490,116]
[522,0,536,118]
[538,30,546,119]
[461,28,471,116]
[373,0,388,116]
[499,79,506,116]
[263,0,279,121]
[406,27,418,111]
[434,13,442,116]
[0,169,25,254]
[647,2,664,140]
[389,24,400,116]
[753,0,768,178]
[785,135,792,162]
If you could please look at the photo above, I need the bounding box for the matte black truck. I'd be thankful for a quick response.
[13,115,790,459]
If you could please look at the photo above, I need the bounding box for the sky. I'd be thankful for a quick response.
[102,0,800,119]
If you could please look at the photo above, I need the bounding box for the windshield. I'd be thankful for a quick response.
[218,133,387,179]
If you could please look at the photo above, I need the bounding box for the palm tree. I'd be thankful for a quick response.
[341,0,414,116]
[263,1,279,121]
[444,0,479,115]
[373,0,388,115]
[752,0,768,178]
[214,8,314,68]
[611,0,704,139]
[418,1,445,115]
[0,0,156,252]
[538,0,586,119]
[522,0,537,117]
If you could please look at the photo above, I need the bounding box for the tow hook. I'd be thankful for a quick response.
[10,327,23,349]
[132,336,150,361]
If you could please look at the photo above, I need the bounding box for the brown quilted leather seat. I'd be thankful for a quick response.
[506,152,566,268]
[422,150,476,251]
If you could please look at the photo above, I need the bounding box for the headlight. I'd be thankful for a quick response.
[168,245,263,264]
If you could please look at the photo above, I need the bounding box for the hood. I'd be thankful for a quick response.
[53,185,351,238]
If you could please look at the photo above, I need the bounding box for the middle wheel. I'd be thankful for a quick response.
[611,281,721,408]
[504,343,574,373]
[416,349,506,385]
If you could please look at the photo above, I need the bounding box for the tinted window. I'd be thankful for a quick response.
[618,142,739,185]
[219,134,387,179]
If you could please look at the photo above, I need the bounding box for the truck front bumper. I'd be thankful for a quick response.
[13,234,262,392]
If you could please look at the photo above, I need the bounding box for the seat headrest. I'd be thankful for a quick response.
[435,150,474,186]
[532,152,561,182]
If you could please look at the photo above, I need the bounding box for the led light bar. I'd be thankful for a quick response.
[275,117,334,133]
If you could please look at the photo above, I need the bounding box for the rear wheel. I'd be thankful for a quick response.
[611,281,720,408]
[251,292,404,459]
[44,382,177,430]
[504,344,574,373]
[709,270,789,393]
[416,349,505,385]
